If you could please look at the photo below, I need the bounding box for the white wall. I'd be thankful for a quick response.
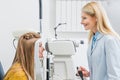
[103,0,120,34]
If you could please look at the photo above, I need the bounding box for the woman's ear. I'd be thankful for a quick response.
[96,18,97,22]
[95,16,97,22]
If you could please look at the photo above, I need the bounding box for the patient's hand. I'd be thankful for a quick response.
[39,42,45,58]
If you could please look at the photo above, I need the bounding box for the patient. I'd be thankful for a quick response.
[3,32,44,80]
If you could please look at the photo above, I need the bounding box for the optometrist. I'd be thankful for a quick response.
[77,1,120,80]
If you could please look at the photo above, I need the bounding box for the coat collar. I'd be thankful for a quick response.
[95,32,104,41]
[88,32,104,56]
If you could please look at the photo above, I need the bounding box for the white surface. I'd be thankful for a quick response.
[46,40,88,80]
[55,0,87,32]
[48,40,76,55]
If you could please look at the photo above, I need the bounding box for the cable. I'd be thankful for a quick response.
[78,71,84,80]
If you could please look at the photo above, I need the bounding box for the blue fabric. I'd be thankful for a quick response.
[91,32,99,50]
[87,32,120,80]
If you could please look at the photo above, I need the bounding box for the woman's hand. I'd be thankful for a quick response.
[77,66,90,77]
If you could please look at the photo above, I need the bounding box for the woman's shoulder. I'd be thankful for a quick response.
[103,34,120,45]
[103,34,119,40]
[4,63,28,80]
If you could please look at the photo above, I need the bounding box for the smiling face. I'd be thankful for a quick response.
[81,12,97,33]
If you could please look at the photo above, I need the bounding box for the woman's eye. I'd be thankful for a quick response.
[83,17,87,19]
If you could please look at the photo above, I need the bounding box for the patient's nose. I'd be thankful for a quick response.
[39,43,45,58]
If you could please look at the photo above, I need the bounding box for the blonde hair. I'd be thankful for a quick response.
[82,1,120,42]
[13,32,40,80]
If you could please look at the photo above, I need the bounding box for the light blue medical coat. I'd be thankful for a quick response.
[87,33,120,80]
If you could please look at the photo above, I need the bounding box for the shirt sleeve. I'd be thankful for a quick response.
[105,37,120,80]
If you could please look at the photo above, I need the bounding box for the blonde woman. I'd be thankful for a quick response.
[78,1,120,80]
[3,32,44,80]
